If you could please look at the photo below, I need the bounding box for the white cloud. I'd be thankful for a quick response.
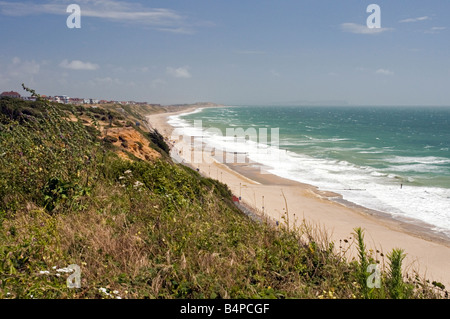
[424,26,446,34]
[0,57,41,87]
[375,69,394,76]
[59,59,99,71]
[0,0,189,29]
[166,66,191,78]
[157,27,194,35]
[399,16,431,23]
[90,77,121,85]
[340,23,393,35]
[8,57,40,76]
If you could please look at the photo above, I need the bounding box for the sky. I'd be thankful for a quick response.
[0,0,449,106]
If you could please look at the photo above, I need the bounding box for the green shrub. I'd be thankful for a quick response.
[147,129,170,155]
[103,136,118,144]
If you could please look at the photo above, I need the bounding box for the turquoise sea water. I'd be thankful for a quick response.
[169,106,450,237]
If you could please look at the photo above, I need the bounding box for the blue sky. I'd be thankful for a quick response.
[0,0,449,105]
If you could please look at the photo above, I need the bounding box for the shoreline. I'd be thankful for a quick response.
[146,105,450,289]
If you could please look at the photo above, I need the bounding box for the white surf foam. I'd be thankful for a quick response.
[171,111,450,238]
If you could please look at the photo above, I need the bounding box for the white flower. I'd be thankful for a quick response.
[119,176,125,180]
[133,181,144,188]
[99,287,113,297]
[39,270,50,275]
[124,170,132,174]
[56,267,74,273]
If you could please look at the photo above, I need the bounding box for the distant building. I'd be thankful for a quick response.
[22,96,37,102]
[69,98,84,105]
[60,95,70,104]
[53,95,70,104]
[1,91,21,98]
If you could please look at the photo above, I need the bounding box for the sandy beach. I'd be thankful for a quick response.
[146,107,450,290]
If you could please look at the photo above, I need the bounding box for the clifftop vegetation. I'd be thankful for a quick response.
[0,89,446,299]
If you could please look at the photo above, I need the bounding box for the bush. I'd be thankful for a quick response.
[147,129,170,155]
[103,136,118,144]
[0,96,98,213]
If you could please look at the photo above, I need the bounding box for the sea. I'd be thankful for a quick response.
[168,105,450,238]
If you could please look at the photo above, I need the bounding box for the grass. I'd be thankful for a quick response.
[0,90,447,299]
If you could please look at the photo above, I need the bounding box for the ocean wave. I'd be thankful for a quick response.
[387,163,447,173]
[385,156,450,165]
[171,108,450,237]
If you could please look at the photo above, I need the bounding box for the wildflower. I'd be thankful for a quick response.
[39,270,50,275]
[133,181,144,188]
[99,287,113,298]
[124,170,132,174]
[56,267,74,273]
[119,176,125,180]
